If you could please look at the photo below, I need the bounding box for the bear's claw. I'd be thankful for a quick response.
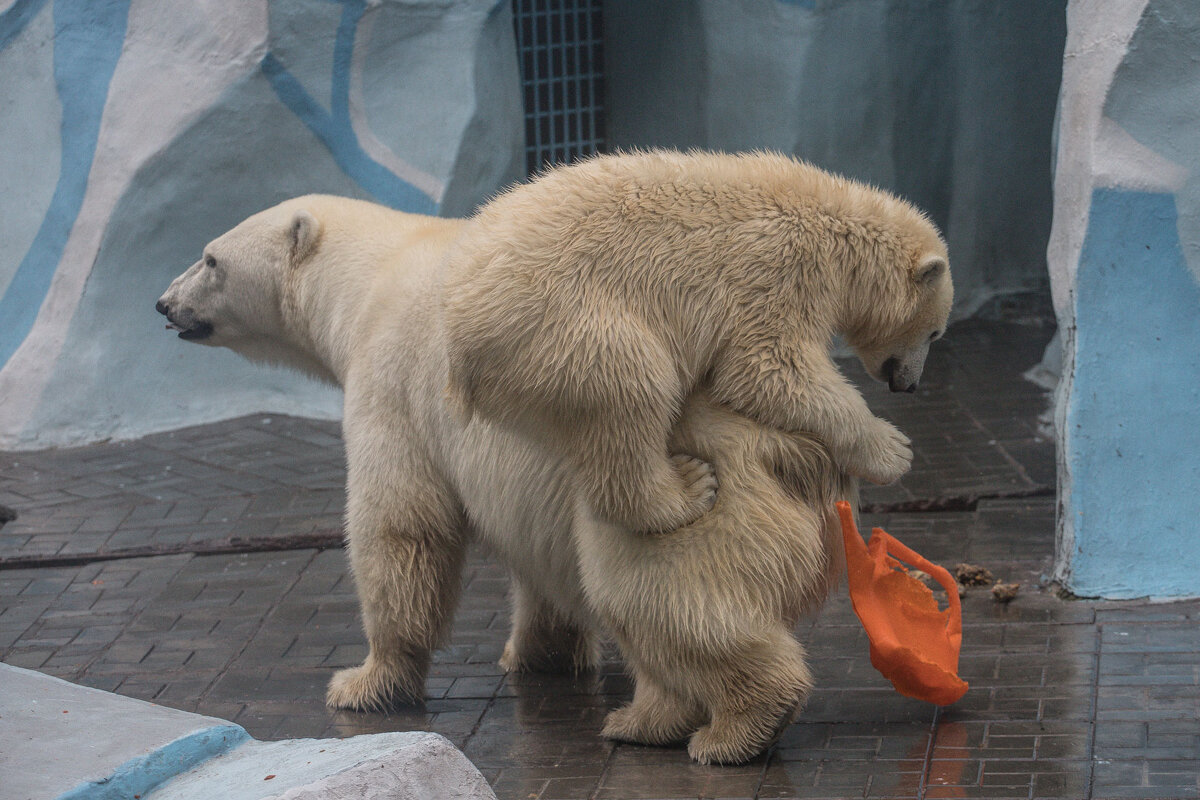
[670,453,719,518]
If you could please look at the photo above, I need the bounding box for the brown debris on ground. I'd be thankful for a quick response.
[954,563,994,586]
[954,562,1021,604]
[991,582,1021,603]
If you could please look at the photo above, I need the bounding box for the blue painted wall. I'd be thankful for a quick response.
[1065,190,1200,597]
[1051,0,1200,598]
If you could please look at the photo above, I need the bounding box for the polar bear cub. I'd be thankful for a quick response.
[445,150,952,533]
[156,195,857,764]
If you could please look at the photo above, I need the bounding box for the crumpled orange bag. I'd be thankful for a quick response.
[837,500,968,706]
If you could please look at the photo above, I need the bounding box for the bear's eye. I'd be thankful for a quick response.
[929,330,942,342]
[205,255,217,269]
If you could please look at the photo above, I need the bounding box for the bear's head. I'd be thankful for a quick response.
[848,247,953,395]
[156,202,322,363]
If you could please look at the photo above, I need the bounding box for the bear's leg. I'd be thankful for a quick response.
[326,426,468,711]
[685,630,813,765]
[710,338,912,486]
[499,581,599,673]
[602,673,706,746]
[573,412,718,533]
[510,315,714,533]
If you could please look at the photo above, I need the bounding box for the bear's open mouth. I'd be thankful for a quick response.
[167,320,214,341]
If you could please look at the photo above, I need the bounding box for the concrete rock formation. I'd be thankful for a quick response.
[1049,0,1200,598]
[0,0,522,449]
[0,663,496,800]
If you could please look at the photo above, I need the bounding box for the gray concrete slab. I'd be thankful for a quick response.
[12,312,1199,798]
[0,663,495,800]
[148,734,496,800]
[0,663,246,800]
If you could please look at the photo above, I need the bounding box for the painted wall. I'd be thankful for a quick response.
[1049,0,1200,598]
[0,0,523,449]
[603,0,1068,316]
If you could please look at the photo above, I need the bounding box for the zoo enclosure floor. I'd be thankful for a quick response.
[4,303,1199,799]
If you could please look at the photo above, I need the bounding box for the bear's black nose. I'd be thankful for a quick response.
[156,300,169,316]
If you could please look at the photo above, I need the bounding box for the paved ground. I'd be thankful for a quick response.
[4,301,1199,799]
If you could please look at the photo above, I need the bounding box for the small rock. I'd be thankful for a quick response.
[992,582,1020,603]
[907,569,932,584]
[955,563,994,586]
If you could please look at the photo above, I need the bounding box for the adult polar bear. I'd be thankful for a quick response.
[446,150,952,534]
[156,194,856,765]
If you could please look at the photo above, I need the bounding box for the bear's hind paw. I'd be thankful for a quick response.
[602,701,700,746]
[326,661,422,712]
[687,701,798,765]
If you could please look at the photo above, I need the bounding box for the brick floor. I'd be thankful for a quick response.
[4,306,1198,799]
[0,416,344,564]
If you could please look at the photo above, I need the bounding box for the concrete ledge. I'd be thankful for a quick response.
[0,663,248,800]
[149,734,497,800]
[0,664,496,800]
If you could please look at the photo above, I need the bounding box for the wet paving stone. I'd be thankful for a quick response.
[3,529,1199,799]
[4,312,1200,797]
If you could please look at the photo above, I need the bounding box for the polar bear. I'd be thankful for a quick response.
[445,150,951,534]
[155,195,856,764]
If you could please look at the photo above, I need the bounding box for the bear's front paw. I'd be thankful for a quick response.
[845,420,912,485]
[326,658,422,712]
[613,454,717,533]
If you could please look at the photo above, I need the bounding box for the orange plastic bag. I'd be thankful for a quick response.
[837,500,968,706]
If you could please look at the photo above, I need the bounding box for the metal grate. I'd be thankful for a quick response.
[512,0,606,176]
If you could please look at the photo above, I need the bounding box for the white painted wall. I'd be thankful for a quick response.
[0,0,522,449]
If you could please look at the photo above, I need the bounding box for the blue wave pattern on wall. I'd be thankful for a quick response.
[0,0,439,372]
[261,0,438,216]
[0,0,130,370]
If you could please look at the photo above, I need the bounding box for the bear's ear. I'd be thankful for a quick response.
[289,210,321,265]
[916,255,947,286]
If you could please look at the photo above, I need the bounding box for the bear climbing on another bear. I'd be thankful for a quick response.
[445,150,951,533]
[157,148,949,764]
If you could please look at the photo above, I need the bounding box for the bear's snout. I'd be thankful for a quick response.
[156,296,214,341]
[883,357,918,393]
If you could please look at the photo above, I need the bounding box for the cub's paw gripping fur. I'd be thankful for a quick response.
[663,453,718,528]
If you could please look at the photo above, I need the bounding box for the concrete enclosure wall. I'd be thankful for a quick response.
[0,0,523,449]
[1049,0,1200,598]
[603,0,1068,316]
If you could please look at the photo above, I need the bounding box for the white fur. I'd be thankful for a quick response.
[445,150,952,534]
[158,192,856,764]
